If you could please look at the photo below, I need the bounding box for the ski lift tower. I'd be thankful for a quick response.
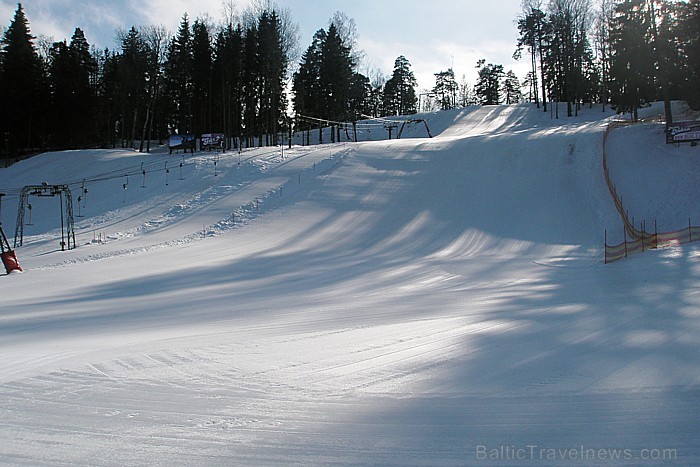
[14,183,76,251]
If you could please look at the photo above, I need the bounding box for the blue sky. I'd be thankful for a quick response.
[1,0,527,90]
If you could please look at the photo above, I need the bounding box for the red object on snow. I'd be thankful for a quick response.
[0,225,22,274]
[1,250,22,273]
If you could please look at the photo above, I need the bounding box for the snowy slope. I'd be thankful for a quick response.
[0,104,699,465]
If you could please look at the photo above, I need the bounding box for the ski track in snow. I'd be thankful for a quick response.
[1,103,699,465]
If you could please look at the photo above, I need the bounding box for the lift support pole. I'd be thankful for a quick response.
[14,183,76,251]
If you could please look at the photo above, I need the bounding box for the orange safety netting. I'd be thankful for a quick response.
[603,120,699,263]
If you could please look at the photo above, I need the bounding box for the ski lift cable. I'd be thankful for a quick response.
[358,113,420,125]
[295,114,386,128]
[0,143,295,205]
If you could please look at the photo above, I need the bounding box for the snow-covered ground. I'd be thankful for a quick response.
[1,103,699,465]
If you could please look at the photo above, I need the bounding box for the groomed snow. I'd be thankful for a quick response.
[1,103,699,465]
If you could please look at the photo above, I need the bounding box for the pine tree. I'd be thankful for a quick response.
[242,22,259,147]
[117,27,150,148]
[0,3,43,155]
[503,70,523,104]
[257,11,287,146]
[432,68,458,110]
[98,48,120,147]
[677,0,700,109]
[320,23,354,125]
[164,14,193,135]
[47,40,73,148]
[609,0,656,120]
[475,60,504,105]
[515,2,549,111]
[70,28,98,146]
[213,23,244,148]
[593,0,615,110]
[383,55,418,116]
[330,11,364,68]
[292,28,325,137]
[191,19,213,139]
[139,25,168,152]
[547,0,593,117]
[516,5,541,107]
[241,1,298,145]
[348,72,372,120]
[292,23,354,143]
[458,74,476,107]
[47,30,97,149]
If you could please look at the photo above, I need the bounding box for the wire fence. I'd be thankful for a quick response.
[604,220,700,263]
[603,119,700,263]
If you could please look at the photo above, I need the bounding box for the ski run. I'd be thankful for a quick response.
[1,103,699,465]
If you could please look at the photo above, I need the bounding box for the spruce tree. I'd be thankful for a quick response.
[292,23,353,143]
[320,23,353,124]
[257,11,286,146]
[191,19,213,138]
[48,28,98,148]
[47,40,76,148]
[164,14,193,135]
[0,3,43,155]
[66,28,97,147]
[213,23,244,148]
[242,23,259,147]
[118,27,150,148]
[292,29,324,142]
[99,48,122,148]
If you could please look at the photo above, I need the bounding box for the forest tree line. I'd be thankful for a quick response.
[514,0,700,120]
[0,0,698,159]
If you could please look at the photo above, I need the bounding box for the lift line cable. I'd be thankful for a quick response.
[0,144,320,204]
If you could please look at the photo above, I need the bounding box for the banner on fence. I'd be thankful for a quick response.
[201,133,225,150]
[666,121,700,144]
[169,134,195,154]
